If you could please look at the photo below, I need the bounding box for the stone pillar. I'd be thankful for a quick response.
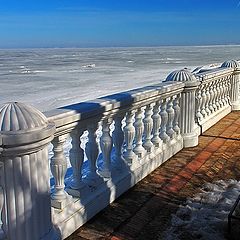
[0,102,58,240]
[221,60,240,110]
[165,69,200,147]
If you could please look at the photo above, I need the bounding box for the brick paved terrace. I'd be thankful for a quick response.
[67,111,240,240]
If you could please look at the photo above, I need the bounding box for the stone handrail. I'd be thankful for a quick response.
[0,59,239,239]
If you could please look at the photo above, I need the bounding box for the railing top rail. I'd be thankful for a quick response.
[195,67,234,81]
[45,81,184,130]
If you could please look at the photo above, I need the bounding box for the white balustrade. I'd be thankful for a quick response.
[1,60,239,240]
[194,66,236,133]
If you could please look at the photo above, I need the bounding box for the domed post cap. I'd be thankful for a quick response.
[221,60,240,72]
[165,69,199,87]
[0,102,55,147]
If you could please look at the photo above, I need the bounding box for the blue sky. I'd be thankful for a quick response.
[0,0,240,48]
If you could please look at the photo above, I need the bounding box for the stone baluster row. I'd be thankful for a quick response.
[49,94,181,209]
[196,76,232,123]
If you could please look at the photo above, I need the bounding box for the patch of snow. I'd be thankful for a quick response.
[163,180,240,240]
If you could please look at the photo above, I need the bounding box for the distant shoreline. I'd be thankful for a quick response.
[1,44,240,51]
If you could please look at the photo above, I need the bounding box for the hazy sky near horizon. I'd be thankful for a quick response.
[0,0,240,48]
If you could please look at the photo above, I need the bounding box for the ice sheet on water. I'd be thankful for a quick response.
[1,46,240,111]
[163,180,240,240]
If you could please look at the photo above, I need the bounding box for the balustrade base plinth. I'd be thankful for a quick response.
[51,195,73,210]
[182,133,199,148]
[66,184,91,198]
[231,101,240,111]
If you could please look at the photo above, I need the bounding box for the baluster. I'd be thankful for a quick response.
[123,110,137,165]
[208,82,214,113]
[222,78,227,106]
[86,123,102,186]
[160,98,170,143]
[112,114,125,169]
[205,83,211,116]
[99,118,113,178]
[224,78,229,105]
[51,135,72,209]
[220,78,225,106]
[134,107,146,158]
[69,128,85,189]
[219,79,225,107]
[166,96,175,139]
[196,88,203,122]
[151,101,162,147]
[200,85,207,118]
[216,79,221,109]
[173,94,181,136]
[212,81,218,111]
[227,77,231,105]
[143,104,153,153]
[223,78,227,105]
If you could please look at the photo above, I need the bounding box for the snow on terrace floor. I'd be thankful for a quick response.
[163,180,240,240]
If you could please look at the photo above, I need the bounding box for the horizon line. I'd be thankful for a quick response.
[1,43,240,50]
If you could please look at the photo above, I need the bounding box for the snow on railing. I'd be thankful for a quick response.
[0,60,239,240]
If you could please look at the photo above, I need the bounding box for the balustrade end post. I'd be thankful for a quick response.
[221,60,240,111]
[0,102,58,240]
[232,69,240,110]
[165,69,200,148]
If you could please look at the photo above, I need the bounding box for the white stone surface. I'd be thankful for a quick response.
[165,69,199,147]
[0,102,57,240]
